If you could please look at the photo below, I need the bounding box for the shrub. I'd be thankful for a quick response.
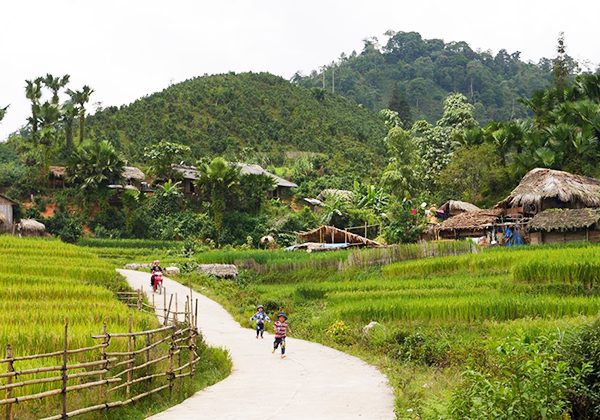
[44,211,83,243]
[326,320,356,345]
[562,320,600,419]
[450,334,578,419]
[392,330,450,367]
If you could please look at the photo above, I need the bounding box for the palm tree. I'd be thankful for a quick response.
[67,85,94,143]
[25,79,43,141]
[61,101,78,151]
[196,157,240,244]
[43,73,70,104]
[67,140,124,192]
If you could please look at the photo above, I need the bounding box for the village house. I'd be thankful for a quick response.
[528,208,600,244]
[0,194,18,233]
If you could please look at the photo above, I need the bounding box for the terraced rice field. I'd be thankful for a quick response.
[0,236,156,354]
[185,242,600,416]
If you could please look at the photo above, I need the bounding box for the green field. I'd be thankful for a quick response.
[177,242,600,418]
[0,236,230,419]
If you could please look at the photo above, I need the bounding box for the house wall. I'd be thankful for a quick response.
[539,229,599,244]
[0,197,14,226]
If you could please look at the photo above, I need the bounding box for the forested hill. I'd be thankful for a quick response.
[88,72,387,180]
[296,31,553,124]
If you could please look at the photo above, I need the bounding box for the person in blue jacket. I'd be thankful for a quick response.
[249,305,271,339]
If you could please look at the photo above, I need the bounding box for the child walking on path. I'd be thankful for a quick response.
[249,305,271,339]
[272,312,292,358]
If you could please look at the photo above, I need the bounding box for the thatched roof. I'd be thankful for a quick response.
[49,166,66,178]
[198,264,238,278]
[298,225,381,247]
[317,189,353,202]
[0,194,17,205]
[237,163,297,188]
[171,164,200,180]
[18,219,46,232]
[497,168,600,209]
[437,209,502,232]
[529,208,600,232]
[439,200,480,215]
[122,166,145,181]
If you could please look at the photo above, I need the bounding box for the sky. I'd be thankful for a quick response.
[1,0,599,140]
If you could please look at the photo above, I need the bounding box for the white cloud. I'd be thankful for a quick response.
[1,0,598,139]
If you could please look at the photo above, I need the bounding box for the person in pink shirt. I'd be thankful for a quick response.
[272,312,292,359]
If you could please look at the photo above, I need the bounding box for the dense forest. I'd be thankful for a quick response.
[87,72,387,185]
[296,31,560,123]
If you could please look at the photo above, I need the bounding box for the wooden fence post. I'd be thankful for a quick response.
[100,322,108,407]
[168,327,175,396]
[5,344,14,420]
[61,320,68,419]
[145,332,151,383]
[126,314,133,398]
[163,288,167,322]
[137,289,142,311]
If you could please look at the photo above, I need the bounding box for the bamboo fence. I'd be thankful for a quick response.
[1,289,200,420]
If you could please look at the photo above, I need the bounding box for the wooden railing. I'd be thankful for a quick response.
[1,289,199,419]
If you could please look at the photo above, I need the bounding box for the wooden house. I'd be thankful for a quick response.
[171,164,200,196]
[528,208,600,244]
[435,209,503,240]
[0,194,18,232]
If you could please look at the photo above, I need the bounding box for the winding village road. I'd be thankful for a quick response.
[118,269,395,420]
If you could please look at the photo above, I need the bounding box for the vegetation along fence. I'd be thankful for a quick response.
[1,289,199,419]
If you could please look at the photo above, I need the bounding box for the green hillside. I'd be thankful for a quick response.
[88,72,387,181]
[297,31,554,123]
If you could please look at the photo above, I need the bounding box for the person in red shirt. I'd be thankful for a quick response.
[272,312,292,359]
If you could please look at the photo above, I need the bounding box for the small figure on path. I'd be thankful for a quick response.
[272,312,292,359]
[150,259,163,289]
[249,305,271,339]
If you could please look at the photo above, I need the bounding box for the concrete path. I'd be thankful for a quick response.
[119,269,395,420]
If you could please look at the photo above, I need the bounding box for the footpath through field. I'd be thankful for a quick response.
[118,269,395,420]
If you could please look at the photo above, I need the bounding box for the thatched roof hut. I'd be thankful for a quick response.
[298,225,381,247]
[436,209,502,238]
[317,189,353,202]
[497,168,600,214]
[237,163,297,188]
[122,166,145,181]
[529,208,600,232]
[49,166,67,179]
[438,200,480,217]
[171,164,200,180]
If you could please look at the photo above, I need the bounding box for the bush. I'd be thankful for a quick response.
[450,334,578,419]
[563,320,600,419]
[392,330,450,367]
[44,211,83,244]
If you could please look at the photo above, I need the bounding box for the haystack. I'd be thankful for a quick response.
[438,200,480,216]
[497,168,600,213]
[17,219,46,236]
[198,264,238,278]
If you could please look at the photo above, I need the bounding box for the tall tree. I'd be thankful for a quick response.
[67,85,94,143]
[43,74,70,104]
[552,32,569,92]
[61,101,78,152]
[196,157,240,244]
[25,79,43,142]
[143,140,191,179]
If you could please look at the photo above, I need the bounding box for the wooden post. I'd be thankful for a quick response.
[137,289,142,311]
[61,321,68,419]
[168,328,175,396]
[99,322,108,406]
[126,314,133,397]
[5,344,14,420]
[163,288,167,321]
[145,332,151,383]
[175,294,178,323]
[165,295,173,326]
